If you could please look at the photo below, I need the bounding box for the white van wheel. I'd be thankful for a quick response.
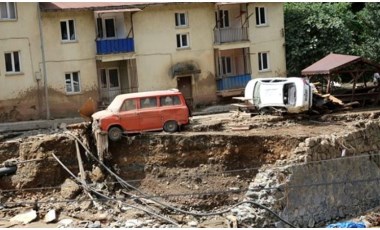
[108,127,123,141]
[163,121,178,133]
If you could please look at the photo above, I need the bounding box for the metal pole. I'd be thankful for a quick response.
[37,3,50,119]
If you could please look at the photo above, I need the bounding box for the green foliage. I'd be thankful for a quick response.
[355,3,380,62]
[284,3,356,76]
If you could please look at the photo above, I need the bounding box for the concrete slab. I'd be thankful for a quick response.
[0,117,85,133]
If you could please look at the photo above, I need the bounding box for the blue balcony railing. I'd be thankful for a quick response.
[96,38,134,55]
[216,74,251,91]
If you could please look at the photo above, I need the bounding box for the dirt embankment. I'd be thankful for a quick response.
[2,110,379,227]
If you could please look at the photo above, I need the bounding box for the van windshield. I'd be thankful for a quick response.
[107,98,123,113]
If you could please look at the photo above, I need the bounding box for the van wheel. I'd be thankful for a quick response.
[163,121,178,133]
[108,127,123,141]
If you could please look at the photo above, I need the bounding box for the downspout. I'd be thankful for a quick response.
[37,4,50,119]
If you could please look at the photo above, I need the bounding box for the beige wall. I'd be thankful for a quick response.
[248,3,287,78]
[0,3,43,121]
[41,10,99,118]
[133,3,218,106]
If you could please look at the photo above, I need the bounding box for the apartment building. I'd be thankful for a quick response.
[0,2,286,122]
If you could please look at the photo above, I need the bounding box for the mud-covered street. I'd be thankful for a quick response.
[2,109,380,227]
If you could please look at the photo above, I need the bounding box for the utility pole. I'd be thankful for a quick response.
[37,3,50,119]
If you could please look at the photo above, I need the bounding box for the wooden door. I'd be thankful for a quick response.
[177,76,193,108]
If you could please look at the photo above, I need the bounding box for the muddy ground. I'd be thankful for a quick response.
[2,107,380,227]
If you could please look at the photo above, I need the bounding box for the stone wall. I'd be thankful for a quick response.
[238,120,380,227]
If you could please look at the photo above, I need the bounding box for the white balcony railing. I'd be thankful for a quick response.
[214,27,248,44]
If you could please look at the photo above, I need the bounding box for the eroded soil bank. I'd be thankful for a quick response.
[2,110,380,227]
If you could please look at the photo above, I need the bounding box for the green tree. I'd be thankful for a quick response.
[356,3,380,62]
[284,3,356,76]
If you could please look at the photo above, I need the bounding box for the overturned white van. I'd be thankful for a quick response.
[236,77,313,114]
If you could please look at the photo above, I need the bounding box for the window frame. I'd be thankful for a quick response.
[65,71,81,94]
[102,17,116,39]
[160,95,181,107]
[221,56,233,76]
[4,51,21,74]
[255,6,267,26]
[175,12,188,28]
[218,10,230,28]
[258,52,270,72]
[60,19,77,42]
[100,67,120,89]
[0,2,17,20]
[176,33,190,49]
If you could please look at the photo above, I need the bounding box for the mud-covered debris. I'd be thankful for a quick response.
[125,219,143,228]
[60,179,81,199]
[44,209,56,223]
[188,220,199,227]
[10,209,37,224]
[90,166,105,182]
[58,218,74,228]
[87,220,101,228]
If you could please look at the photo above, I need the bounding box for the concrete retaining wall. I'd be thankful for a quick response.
[238,120,380,227]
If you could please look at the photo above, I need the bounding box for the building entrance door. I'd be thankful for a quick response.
[177,76,193,108]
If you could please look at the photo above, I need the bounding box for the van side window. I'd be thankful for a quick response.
[140,97,157,109]
[120,99,136,111]
[160,95,181,106]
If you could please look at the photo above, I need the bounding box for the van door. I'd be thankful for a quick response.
[138,97,162,131]
[119,99,139,132]
[160,95,184,123]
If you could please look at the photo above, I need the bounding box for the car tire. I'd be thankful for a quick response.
[163,121,178,133]
[108,126,123,141]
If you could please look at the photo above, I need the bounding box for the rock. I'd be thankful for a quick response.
[58,218,74,228]
[188,220,198,227]
[308,218,315,228]
[10,209,37,224]
[61,179,81,199]
[88,221,101,228]
[44,209,56,223]
[125,219,143,228]
[90,166,105,182]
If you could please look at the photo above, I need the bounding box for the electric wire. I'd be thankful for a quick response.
[51,152,180,226]
[64,132,295,227]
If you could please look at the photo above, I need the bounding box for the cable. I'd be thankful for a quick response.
[64,131,295,227]
[51,152,179,227]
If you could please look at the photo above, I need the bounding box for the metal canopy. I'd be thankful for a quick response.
[301,53,361,76]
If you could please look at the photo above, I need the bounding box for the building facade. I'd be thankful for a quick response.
[0,2,286,122]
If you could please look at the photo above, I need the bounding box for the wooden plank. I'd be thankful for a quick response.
[230,125,251,131]
[328,95,344,105]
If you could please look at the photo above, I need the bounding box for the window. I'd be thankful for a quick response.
[175,12,188,27]
[258,52,269,71]
[104,18,116,38]
[176,33,189,48]
[97,18,116,38]
[255,7,267,26]
[60,19,76,41]
[221,57,232,75]
[65,72,81,93]
[4,51,20,73]
[100,68,120,89]
[140,97,157,109]
[160,96,181,106]
[0,2,16,20]
[120,99,136,111]
[216,10,229,28]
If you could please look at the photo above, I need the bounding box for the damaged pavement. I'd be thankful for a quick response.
[3,108,380,227]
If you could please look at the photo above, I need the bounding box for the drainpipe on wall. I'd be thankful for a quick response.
[37,3,50,119]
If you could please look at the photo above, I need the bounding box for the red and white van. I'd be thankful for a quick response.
[92,89,190,141]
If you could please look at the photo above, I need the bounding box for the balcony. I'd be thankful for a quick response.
[216,74,251,93]
[96,38,134,55]
[214,27,248,44]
